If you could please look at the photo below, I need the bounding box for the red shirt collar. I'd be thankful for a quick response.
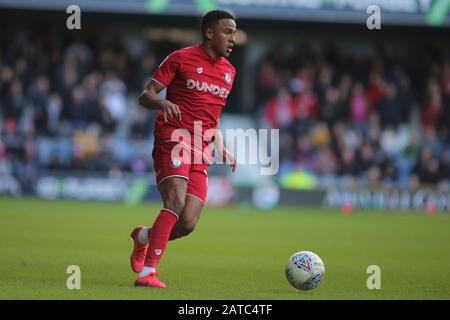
[197,44,224,64]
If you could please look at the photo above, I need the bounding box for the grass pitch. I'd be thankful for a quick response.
[0,197,449,300]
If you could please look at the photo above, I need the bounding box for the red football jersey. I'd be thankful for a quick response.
[151,44,236,147]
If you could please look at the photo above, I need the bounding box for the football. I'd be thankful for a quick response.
[285,251,325,291]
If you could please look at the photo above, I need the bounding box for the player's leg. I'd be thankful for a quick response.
[143,195,203,242]
[145,164,208,240]
[135,176,187,288]
[130,143,184,274]
[144,176,187,265]
[169,164,208,240]
[142,195,203,242]
[169,194,204,240]
[131,142,190,287]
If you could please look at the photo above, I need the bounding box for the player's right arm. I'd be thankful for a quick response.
[138,80,181,121]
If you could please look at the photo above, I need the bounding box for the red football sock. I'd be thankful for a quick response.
[147,221,182,241]
[144,208,178,268]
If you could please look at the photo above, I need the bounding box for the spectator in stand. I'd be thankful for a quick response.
[366,70,385,114]
[69,86,91,131]
[131,153,148,175]
[1,67,15,106]
[278,132,295,165]
[28,75,50,135]
[136,53,157,89]
[313,147,337,176]
[11,141,38,194]
[83,72,101,104]
[350,82,368,127]
[402,131,422,160]
[310,122,331,148]
[72,127,101,170]
[337,147,358,177]
[421,78,442,129]
[422,126,442,157]
[411,147,435,185]
[293,74,319,120]
[256,61,281,108]
[378,154,399,183]
[438,152,450,182]
[0,142,12,175]
[130,107,153,139]
[290,79,319,137]
[46,93,62,136]
[263,87,296,129]
[315,63,334,103]
[64,41,93,72]
[365,113,382,151]
[366,165,383,187]
[293,135,314,171]
[379,82,402,128]
[100,71,127,130]
[330,122,346,155]
[380,126,409,156]
[321,86,346,127]
[56,56,81,117]
[338,73,353,108]
[355,143,374,174]
[420,159,441,185]
[2,79,26,123]
[14,58,32,91]
[397,73,415,124]
[440,63,450,141]
[98,102,116,134]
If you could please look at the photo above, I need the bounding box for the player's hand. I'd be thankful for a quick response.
[161,100,181,121]
[229,158,237,173]
[223,148,237,173]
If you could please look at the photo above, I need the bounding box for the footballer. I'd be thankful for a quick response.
[130,10,237,288]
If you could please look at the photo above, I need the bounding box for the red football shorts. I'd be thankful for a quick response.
[152,141,209,205]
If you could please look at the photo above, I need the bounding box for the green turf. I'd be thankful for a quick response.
[0,197,449,300]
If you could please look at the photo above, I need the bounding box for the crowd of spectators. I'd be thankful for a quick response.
[0,29,163,189]
[257,43,450,188]
[1,28,450,192]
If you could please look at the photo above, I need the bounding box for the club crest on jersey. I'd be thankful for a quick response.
[197,67,203,74]
[171,158,183,168]
[225,72,232,84]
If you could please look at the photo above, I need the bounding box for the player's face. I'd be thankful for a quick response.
[211,19,237,58]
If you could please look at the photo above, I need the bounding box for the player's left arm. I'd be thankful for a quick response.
[214,119,236,173]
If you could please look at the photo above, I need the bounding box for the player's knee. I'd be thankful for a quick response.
[178,224,195,237]
[165,196,185,215]
[161,178,187,215]
[181,217,198,235]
